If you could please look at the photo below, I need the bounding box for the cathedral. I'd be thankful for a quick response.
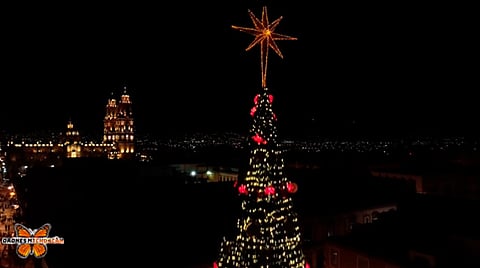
[102,86,135,159]
[4,86,136,173]
[63,85,135,160]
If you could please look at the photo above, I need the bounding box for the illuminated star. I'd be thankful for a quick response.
[232,6,297,88]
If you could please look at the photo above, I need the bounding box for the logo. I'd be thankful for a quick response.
[1,223,64,259]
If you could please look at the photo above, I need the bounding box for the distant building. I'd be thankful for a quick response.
[323,237,405,268]
[103,86,135,159]
[321,195,480,268]
[304,203,398,243]
[370,165,480,201]
[303,203,398,268]
[170,163,238,183]
[370,170,423,193]
[60,119,113,159]
[4,86,136,179]
[63,120,82,158]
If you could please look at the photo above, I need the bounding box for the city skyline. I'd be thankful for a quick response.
[1,1,478,138]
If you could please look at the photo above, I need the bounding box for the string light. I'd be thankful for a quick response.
[216,77,306,268]
[215,6,308,268]
[232,6,297,88]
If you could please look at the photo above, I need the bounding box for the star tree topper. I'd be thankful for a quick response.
[232,6,297,88]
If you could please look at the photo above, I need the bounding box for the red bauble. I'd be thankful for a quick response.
[286,182,298,193]
[238,184,248,195]
[252,134,267,145]
[253,94,260,104]
[265,185,276,195]
[250,106,257,116]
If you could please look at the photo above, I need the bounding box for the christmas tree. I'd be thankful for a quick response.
[215,6,308,268]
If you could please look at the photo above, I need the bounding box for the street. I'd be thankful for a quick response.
[0,182,37,268]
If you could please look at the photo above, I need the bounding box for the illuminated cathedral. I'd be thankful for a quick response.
[103,85,135,159]
[4,86,136,173]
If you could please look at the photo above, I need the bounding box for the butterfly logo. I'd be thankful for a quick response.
[14,223,51,259]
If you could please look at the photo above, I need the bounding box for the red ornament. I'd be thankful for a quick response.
[253,94,260,104]
[238,184,248,195]
[252,134,267,145]
[265,185,276,195]
[213,262,219,268]
[268,94,274,103]
[250,106,257,116]
[286,182,298,193]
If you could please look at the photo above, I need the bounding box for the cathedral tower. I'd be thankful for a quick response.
[103,85,135,159]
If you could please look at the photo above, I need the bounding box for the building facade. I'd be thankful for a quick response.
[3,86,136,179]
[103,86,135,159]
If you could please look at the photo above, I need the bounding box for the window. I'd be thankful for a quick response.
[330,249,338,267]
[372,211,379,221]
[357,256,369,268]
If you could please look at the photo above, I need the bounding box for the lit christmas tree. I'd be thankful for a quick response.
[215,6,308,268]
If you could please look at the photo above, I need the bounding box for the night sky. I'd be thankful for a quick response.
[1,1,478,139]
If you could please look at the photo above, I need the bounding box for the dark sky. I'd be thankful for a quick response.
[1,1,478,139]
